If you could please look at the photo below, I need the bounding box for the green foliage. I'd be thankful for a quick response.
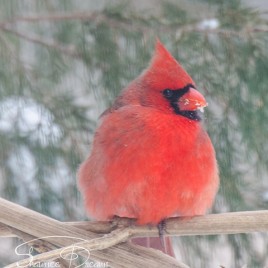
[0,0,267,267]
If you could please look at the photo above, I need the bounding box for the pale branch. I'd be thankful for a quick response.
[0,25,81,58]
[0,222,14,237]
[4,209,268,239]
[66,210,268,237]
[6,244,189,268]
[0,11,266,64]
[5,228,135,268]
[5,225,72,268]
[2,197,268,238]
[0,12,147,33]
[2,12,268,33]
[1,197,268,268]
[3,205,268,239]
[0,198,183,268]
[6,243,80,268]
[0,12,267,41]
[68,219,118,234]
[5,11,103,22]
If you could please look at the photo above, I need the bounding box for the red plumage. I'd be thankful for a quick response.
[78,41,219,226]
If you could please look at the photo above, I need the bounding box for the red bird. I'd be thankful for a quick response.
[78,41,219,255]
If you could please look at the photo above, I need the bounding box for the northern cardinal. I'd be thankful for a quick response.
[78,40,219,256]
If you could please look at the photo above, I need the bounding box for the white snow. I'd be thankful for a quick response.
[0,97,62,146]
[198,18,219,30]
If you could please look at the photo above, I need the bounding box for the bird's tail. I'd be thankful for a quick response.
[131,236,175,257]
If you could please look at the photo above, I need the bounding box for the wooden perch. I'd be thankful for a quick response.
[1,197,268,268]
[0,198,185,268]
[68,210,268,236]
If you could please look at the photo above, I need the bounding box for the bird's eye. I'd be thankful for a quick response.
[163,89,173,98]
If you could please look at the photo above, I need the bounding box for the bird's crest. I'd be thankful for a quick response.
[142,40,195,90]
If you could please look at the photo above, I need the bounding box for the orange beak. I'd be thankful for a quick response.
[178,87,208,112]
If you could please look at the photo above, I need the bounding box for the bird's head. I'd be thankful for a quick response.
[137,40,207,121]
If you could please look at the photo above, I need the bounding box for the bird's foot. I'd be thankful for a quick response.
[157,219,167,247]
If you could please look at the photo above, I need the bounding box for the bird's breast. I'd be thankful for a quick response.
[79,106,219,223]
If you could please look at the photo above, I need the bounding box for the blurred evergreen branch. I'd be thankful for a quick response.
[0,10,267,42]
[0,0,267,267]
